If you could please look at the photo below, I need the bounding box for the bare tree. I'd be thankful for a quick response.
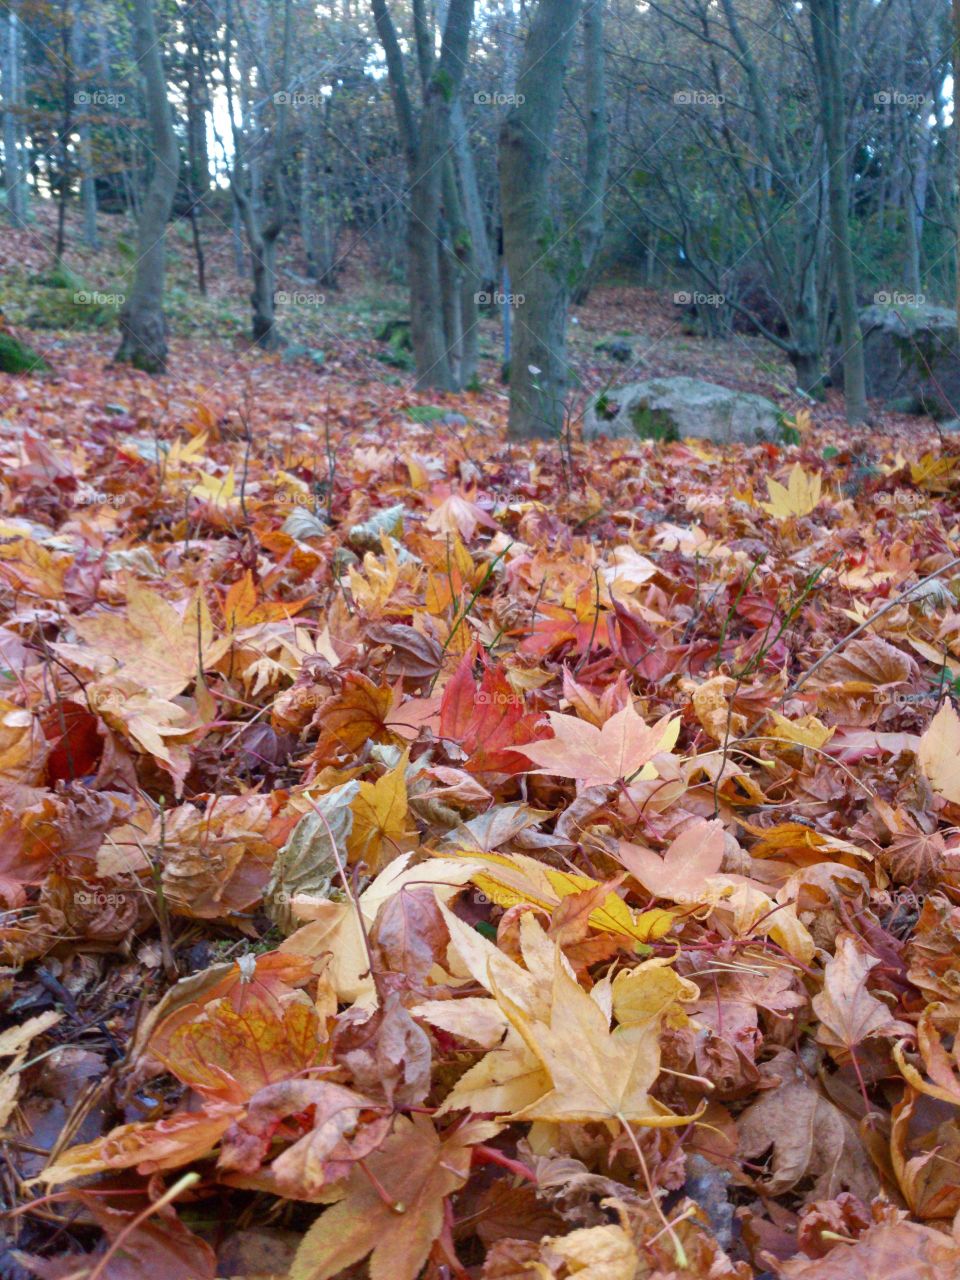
[500,0,610,438]
[2,4,27,226]
[224,0,293,349]
[115,0,179,373]
[371,0,476,391]
[809,0,868,422]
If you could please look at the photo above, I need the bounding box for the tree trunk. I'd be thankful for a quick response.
[371,0,474,391]
[953,0,960,329]
[79,122,99,248]
[571,0,608,304]
[224,0,292,349]
[115,0,179,373]
[451,97,495,291]
[499,0,582,438]
[2,9,26,226]
[809,0,867,423]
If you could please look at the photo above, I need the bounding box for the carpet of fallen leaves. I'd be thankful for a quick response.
[4,344,960,1280]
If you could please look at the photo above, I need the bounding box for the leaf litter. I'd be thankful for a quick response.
[1,357,960,1277]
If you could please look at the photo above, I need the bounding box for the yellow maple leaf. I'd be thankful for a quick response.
[918,699,960,806]
[348,752,414,870]
[189,466,237,509]
[766,710,835,751]
[72,577,230,699]
[463,850,675,943]
[759,463,822,520]
[493,946,701,1126]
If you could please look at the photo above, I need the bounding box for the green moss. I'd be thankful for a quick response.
[404,404,448,422]
[432,67,454,102]
[0,332,49,373]
[28,263,87,292]
[630,405,678,442]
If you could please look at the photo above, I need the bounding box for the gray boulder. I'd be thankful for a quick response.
[833,304,960,417]
[583,375,780,444]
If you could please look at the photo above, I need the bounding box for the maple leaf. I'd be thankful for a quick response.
[423,489,497,540]
[155,992,326,1105]
[222,570,310,629]
[348,751,414,870]
[188,464,238,509]
[488,940,700,1127]
[776,1217,960,1279]
[812,933,912,1063]
[759,462,822,519]
[439,649,542,774]
[918,699,960,806]
[459,849,675,943]
[618,818,726,903]
[71,577,229,699]
[519,583,612,660]
[520,702,680,786]
[737,1050,878,1202]
[288,1115,500,1280]
[894,1005,960,1105]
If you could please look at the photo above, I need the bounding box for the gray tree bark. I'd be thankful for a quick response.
[2,9,26,226]
[499,0,583,438]
[571,0,608,304]
[809,0,867,423]
[371,0,475,391]
[225,0,293,348]
[115,0,179,373]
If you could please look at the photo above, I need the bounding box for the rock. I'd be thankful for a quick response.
[832,304,960,417]
[583,375,779,444]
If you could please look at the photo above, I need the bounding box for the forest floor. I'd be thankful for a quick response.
[1,207,960,1280]
[0,203,940,446]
